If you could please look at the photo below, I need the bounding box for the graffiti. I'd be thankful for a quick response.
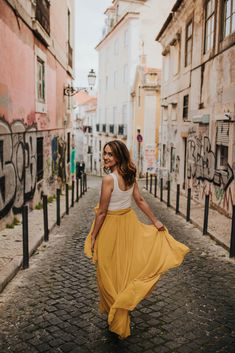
[51,136,66,183]
[174,155,180,182]
[214,186,233,211]
[187,134,234,191]
[0,117,37,218]
[145,145,156,172]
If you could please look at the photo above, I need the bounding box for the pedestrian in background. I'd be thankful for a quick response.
[84,140,189,339]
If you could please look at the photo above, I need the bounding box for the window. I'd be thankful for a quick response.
[185,20,193,66]
[118,125,124,135]
[170,147,176,172]
[171,40,180,75]
[216,121,229,169]
[223,0,235,37]
[37,57,45,103]
[109,124,114,134]
[183,95,189,119]
[162,144,166,167]
[216,145,228,169]
[37,137,44,181]
[35,0,50,34]
[204,0,215,52]
[102,124,106,133]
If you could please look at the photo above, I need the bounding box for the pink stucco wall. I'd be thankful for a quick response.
[0,2,35,124]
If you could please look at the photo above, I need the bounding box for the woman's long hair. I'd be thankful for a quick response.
[103,140,136,187]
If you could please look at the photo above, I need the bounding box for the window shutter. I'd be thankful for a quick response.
[216,121,229,145]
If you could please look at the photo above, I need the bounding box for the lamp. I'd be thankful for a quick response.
[87,69,96,87]
[64,69,96,96]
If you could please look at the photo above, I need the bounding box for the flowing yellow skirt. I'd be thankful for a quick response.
[84,207,190,339]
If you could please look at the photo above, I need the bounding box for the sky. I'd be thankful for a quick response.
[74,0,111,88]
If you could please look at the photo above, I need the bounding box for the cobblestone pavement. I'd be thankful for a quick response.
[0,176,234,353]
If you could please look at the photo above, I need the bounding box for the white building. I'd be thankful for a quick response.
[95,0,175,174]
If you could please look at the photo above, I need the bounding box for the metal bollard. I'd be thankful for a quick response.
[56,188,60,226]
[176,184,180,214]
[150,174,153,194]
[146,172,148,190]
[167,180,170,207]
[22,205,29,269]
[76,177,79,202]
[84,173,87,192]
[66,184,69,215]
[230,205,235,258]
[71,180,74,207]
[203,194,210,235]
[186,188,191,222]
[43,195,49,242]
[154,175,157,198]
[82,173,85,195]
[160,178,163,202]
[80,176,83,198]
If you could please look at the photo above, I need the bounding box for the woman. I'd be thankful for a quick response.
[84,140,189,339]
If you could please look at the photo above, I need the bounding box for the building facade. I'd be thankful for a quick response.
[131,65,161,176]
[0,0,75,228]
[95,0,175,175]
[156,0,235,216]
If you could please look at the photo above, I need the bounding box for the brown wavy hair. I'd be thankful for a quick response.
[103,140,136,187]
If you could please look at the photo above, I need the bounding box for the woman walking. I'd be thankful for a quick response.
[84,140,189,339]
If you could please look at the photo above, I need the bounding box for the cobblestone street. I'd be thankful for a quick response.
[0,176,234,353]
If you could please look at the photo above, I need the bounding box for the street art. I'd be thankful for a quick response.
[187,133,234,213]
[0,117,37,218]
[145,145,156,172]
[187,134,234,191]
[51,136,66,183]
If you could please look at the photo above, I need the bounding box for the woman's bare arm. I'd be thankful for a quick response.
[133,181,165,230]
[91,175,113,250]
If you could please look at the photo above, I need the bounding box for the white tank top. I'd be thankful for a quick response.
[108,173,134,210]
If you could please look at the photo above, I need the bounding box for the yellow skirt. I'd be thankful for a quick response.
[84,207,190,339]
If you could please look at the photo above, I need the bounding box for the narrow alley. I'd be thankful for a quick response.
[0,177,234,353]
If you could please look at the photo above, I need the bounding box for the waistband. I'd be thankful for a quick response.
[94,205,132,215]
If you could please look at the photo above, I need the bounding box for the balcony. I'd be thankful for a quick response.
[35,0,50,35]
[118,124,127,139]
[68,42,73,68]
[109,124,114,134]
[83,126,92,134]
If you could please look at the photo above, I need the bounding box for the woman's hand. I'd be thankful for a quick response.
[91,234,96,252]
[155,221,165,231]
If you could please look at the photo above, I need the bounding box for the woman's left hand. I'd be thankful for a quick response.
[91,234,96,252]
[155,221,165,231]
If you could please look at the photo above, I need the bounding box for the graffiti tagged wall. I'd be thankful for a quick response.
[0,118,37,219]
[187,132,234,213]
[0,116,69,221]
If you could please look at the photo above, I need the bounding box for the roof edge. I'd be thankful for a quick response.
[155,0,183,41]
